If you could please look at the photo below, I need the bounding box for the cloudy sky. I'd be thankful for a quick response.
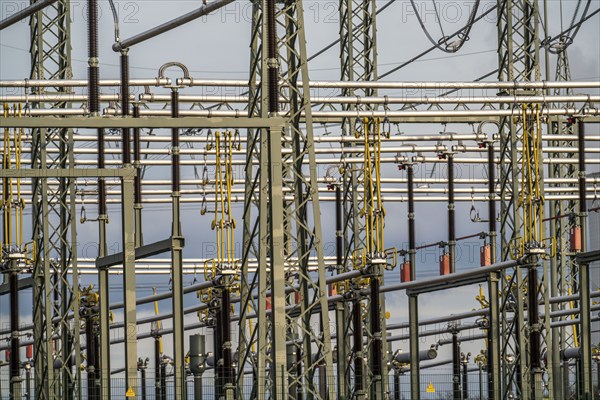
[1,0,599,394]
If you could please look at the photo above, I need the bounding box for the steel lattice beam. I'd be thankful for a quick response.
[546,40,581,399]
[239,0,335,398]
[497,1,554,399]
[29,1,81,399]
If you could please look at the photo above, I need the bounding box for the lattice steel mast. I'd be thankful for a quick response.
[545,34,581,398]
[337,2,390,399]
[29,1,81,399]
[239,0,335,398]
[497,1,553,398]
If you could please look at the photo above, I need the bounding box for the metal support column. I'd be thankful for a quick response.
[370,272,384,400]
[462,353,469,400]
[487,140,501,400]
[452,325,461,400]
[169,86,186,399]
[121,174,138,397]
[393,370,400,400]
[448,154,456,273]
[407,164,416,282]
[132,104,143,248]
[407,163,420,400]
[87,0,111,395]
[335,184,349,399]
[528,262,543,398]
[189,334,206,400]
[577,121,593,399]
[154,334,162,400]
[488,271,501,400]
[221,285,234,400]
[408,294,420,400]
[352,296,365,400]
[83,304,98,400]
[9,266,22,400]
[138,359,148,400]
[267,126,288,400]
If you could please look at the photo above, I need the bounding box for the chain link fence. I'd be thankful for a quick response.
[0,363,598,399]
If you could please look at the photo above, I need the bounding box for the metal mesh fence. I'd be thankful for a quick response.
[0,363,598,399]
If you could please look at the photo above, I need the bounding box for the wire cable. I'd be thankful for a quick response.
[408,0,481,53]
[107,0,121,44]
[379,3,496,79]
[543,1,595,53]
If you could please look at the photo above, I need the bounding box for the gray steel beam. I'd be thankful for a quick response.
[0,116,286,129]
[120,174,138,398]
[112,0,236,51]
[578,250,600,264]
[0,277,34,295]
[0,168,135,179]
[408,295,420,400]
[267,125,288,399]
[387,259,521,295]
[0,0,58,30]
[95,238,174,270]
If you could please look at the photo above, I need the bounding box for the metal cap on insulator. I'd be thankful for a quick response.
[189,334,207,374]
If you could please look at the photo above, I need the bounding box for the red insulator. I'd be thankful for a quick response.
[480,244,492,267]
[295,291,302,305]
[570,226,582,252]
[266,296,272,311]
[439,253,450,276]
[328,283,338,297]
[26,344,33,360]
[401,261,411,282]
[4,350,9,362]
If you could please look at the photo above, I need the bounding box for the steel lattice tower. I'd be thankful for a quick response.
[238,0,335,398]
[29,1,81,399]
[338,2,389,399]
[497,1,553,398]
[547,39,581,399]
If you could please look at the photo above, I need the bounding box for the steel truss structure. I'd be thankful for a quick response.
[29,1,81,399]
[0,0,599,399]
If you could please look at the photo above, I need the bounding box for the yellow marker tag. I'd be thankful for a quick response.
[426,382,435,393]
[126,387,135,397]
[385,311,391,319]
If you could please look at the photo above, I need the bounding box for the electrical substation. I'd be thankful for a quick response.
[0,0,599,398]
